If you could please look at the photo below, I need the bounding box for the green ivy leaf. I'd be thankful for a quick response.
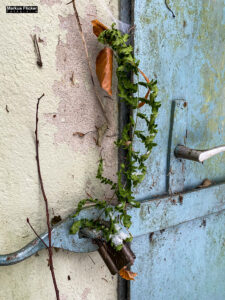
[115,244,123,251]
[122,214,132,228]
[70,220,81,234]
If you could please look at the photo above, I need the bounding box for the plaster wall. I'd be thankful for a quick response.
[0,0,119,299]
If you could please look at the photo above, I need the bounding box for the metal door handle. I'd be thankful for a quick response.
[174,145,225,163]
[0,211,99,266]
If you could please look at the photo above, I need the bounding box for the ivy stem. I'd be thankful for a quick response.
[35,94,60,300]
[70,23,160,251]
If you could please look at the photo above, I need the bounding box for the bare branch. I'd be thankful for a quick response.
[35,94,60,300]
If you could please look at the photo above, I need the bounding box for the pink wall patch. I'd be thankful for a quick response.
[46,5,118,189]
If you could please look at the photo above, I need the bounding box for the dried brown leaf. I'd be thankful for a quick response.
[91,19,108,37]
[119,266,137,281]
[96,47,113,96]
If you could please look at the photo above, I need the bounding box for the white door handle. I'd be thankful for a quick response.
[174,145,225,163]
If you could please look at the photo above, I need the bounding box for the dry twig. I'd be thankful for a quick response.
[35,94,60,300]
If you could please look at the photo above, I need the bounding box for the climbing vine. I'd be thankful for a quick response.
[70,23,161,251]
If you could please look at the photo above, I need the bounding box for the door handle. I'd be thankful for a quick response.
[0,212,99,266]
[0,211,135,273]
[175,145,225,163]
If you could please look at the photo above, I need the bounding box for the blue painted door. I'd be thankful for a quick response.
[130,1,225,299]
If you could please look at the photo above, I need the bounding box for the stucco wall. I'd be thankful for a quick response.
[0,0,118,299]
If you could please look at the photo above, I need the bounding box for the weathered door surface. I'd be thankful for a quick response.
[130,1,225,299]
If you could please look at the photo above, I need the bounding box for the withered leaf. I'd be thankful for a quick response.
[96,47,113,96]
[119,266,137,281]
[138,68,150,109]
[91,19,108,37]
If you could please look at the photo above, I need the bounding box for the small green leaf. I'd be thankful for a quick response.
[70,220,81,234]
[125,236,133,243]
[123,214,132,228]
[115,244,123,251]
